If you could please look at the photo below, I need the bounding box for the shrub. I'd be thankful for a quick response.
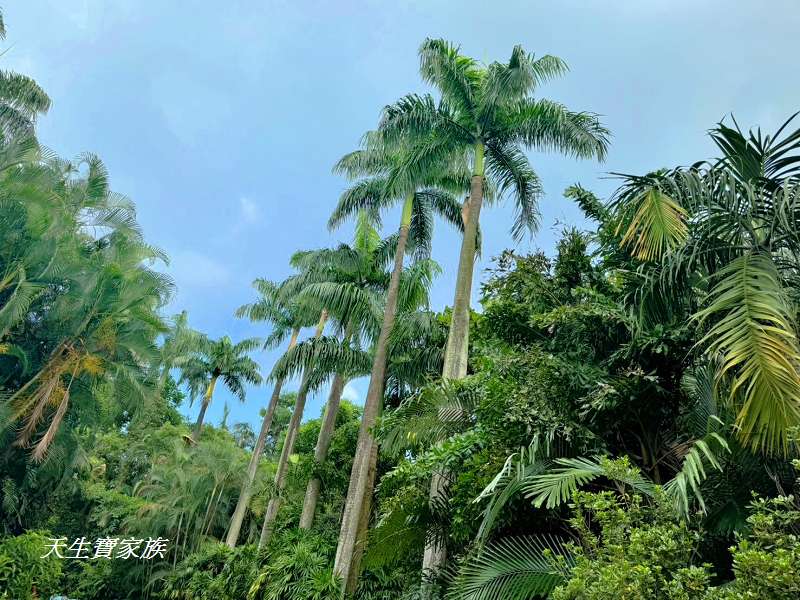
[0,531,62,600]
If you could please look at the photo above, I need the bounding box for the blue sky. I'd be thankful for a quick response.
[4,1,799,432]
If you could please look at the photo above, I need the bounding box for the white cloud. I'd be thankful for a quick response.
[168,250,231,288]
[152,74,233,146]
[239,197,261,224]
[342,382,360,403]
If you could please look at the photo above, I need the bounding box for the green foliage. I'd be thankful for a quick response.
[446,534,573,599]
[551,491,707,600]
[717,495,800,599]
[248,532,340,600]
[159,543,258,600]
[1,13,800,599]
[0,531,62,600]
[548,492,800,600]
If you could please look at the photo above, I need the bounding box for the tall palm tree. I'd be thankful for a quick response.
[257,308,328,548]
[329,131,467,590]
[225,278,318,547]
[611,114,800,454]
[180,336,262,443]
[297,215,442,531]
[258,214,388,546]
[379,38,610,581]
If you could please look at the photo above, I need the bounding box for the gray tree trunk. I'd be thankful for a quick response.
[258,311,327,549]
[225,330,300,547]
[299,371,346,529]
[345,436,380,593]
[333,223,410,590]
[422,171,484,588]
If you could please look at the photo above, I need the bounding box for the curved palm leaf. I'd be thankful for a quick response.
[617,187,688,261]
[446,534,573,600]
[694,252,800,454]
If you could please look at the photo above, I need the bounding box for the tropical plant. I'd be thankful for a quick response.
[257,306,328,548]
[329,131,467,591]
[376,38,609,580]
[611,115,800,454]
[3,155,173,460]
[0,530,62,600]
[179,335,262,443]
[248,531,340,600]
[226,278,318,547]
[261,213,433,547]
[0,9,51,138]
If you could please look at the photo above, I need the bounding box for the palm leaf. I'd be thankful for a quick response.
[525,456,655,509]
[618,187,688,261]
[664,429,730,516]
[446,535,573,600]
[694,252,800,454]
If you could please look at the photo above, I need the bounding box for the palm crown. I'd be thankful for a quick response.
[380,38,610,240]
[182,336,262,403]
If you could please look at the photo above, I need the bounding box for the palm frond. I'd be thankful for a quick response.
[617,187,688,261]
[418,38,479,119]
[694,252,800,454]
[664,428,730,516]
[269,335,371,382]
[500,98,609,161]
[525,456,655,509]
[446,535,573,600]
[485,141,542,241]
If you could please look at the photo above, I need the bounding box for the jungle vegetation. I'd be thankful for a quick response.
[2,11,800,600]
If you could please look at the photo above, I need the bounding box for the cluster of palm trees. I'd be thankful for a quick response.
[171,38,609,595]
[6,8,800,595]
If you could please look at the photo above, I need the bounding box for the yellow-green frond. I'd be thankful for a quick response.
[618,188,688,261]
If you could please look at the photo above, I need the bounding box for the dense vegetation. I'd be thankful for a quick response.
[2,11,800,599]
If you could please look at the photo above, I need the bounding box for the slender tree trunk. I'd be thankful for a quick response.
[299,371,347,529]
[258,311,328,549]
[225,328,301,547]
[191,375,218,443]
[345,432,380,594]
[422,142,484,589]
[334,192,415,591]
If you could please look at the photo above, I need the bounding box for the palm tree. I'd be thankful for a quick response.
[258,308,328,548]
[295,214,437,531]
[378,38,609,581]
[611,114,800,454]
[258,214,388,546]
[0,10,51,138]
[158,311,207,390]
[225,278,318,547]
[4,157,172,461]
[180,335,262,443]
[328,130,467,590]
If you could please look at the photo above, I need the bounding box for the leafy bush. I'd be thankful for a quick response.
[158,543,258,600]
[552,493,800,600]
[0,531,62,600]
[711,495,800,599]
[552,491,710,600]
[248,531,339,600]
